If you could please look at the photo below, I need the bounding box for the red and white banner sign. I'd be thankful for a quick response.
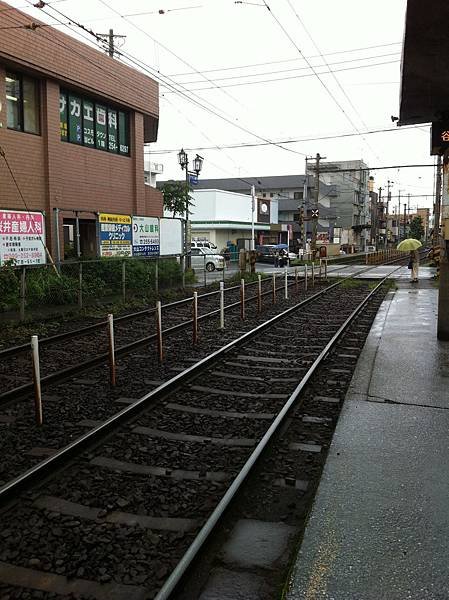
[0,210,46,265]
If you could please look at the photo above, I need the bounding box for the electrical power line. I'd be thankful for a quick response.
[0,21,47,29]
[4,5,278,195]
[147,124,428,154]
[0,0,68,11]
[41,2,242,124]
[6,0,308,198]
[19,1,307,159]
[159,94,257,187]
[175,51,400,85]
[283,0,381,162]
[168,41,402,76]
[261,0,367,137]
[164,59,400,92]
[0,145,56,268]
[94,0,249,113]
[319,164,435,173]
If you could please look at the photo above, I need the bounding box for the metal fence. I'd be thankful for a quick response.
[0,252,241,322]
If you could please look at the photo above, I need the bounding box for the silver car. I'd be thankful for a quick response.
[190,247,224,271]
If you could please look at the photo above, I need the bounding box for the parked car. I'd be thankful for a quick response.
[190,247,224,271]
[191,240,218,252]
[256,245,296,263]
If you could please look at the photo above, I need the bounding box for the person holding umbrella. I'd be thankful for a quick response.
[397,238,422,283]
[408,249,420,282]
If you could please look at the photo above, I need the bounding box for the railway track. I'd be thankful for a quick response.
[0,259,414,488]
[0,268,397,599]
[0,265,347,403]
[0,252,416,404]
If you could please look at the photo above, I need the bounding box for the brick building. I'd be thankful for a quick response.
[0,1,162,261]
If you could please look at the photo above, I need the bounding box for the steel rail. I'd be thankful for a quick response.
[153,273,394,600]
[0,264,352,359]
[0,281,246,359]
[0,286,294,404]
[0,267,396,507]
[0,260,405,405]
[0,267,344,404]
[0,250,419,359]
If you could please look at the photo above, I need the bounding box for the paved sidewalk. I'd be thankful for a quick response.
[286,281,449,600]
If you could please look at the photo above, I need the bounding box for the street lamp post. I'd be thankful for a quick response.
[178,149,204,269]
[251,185,256,251]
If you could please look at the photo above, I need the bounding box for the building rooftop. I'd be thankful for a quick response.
[159,175,310,192]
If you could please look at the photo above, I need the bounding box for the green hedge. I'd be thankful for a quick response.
[0,258,188,312]
[0,262,20,310]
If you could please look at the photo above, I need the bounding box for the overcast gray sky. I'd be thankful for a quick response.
[8,0,436,210]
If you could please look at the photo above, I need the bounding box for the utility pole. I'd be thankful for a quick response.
[251,185,256,251]
[377,186,383,248]
[386,180,393,247]
[97,29,126,58]
[434,154,442,246]
[403,203,407,240]
[303,158,309,254]
[312,153,325,256]
[438,149,449,339]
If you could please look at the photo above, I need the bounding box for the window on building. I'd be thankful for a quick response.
[294,191,303,200]
[59,89,130,156]
[270,192,274,198]
[262,193,266,198]
[5,72,40,134]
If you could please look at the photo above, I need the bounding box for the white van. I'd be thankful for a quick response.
[191,240,218,252]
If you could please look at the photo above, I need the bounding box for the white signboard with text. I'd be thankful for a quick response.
[0,209,46,266]
[132,216,160,256]
[159,218,183,256]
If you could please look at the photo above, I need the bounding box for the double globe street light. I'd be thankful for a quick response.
[178,149,204,269]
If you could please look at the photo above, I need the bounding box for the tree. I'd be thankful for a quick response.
[409,216,424,241]
[160,180,193,218]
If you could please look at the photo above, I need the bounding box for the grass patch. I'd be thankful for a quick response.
[227,271,269,285]
[338,278,367,289]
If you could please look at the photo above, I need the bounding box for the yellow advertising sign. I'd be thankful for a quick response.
[99,213,131,225]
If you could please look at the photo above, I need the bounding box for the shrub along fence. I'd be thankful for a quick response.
[0,256,187,321]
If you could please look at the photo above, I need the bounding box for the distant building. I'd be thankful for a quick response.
[318,160,371,250]
[166,188,279,251]
[167,165,371,251]
[144,158,164,188]
[168,174,338,249]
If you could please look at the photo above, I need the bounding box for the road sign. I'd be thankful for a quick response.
[189,174,198,185]
[311,209,319,218]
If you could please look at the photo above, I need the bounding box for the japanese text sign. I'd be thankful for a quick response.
[431,122,449,155]
[132,216,160,256]
[0,210,46,266]
[98,213,132,257]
